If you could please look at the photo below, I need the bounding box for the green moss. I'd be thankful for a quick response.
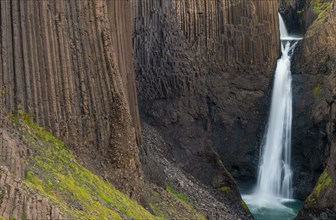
[297,9,305,14]
[148,187,206,220]
[8,113,19,124]
[10,112,156,220]
[305,0,332,39]
[149,203,167,219]
[314,170,332,197]
[306,169,333,205]
[313,0,332,17]
[166,184,189,202]
[0,87,5,96]
[219,186,232,194]
[21,213,28,220]
[241,200,249,211]
[313,82,323,97]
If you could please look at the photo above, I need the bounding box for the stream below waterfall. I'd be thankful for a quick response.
[241,13,303,220]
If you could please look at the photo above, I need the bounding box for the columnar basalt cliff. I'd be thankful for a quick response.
[134,0,280,189]
[5,0,336,219]
[0,0,142,198]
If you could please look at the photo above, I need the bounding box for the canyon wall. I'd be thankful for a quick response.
[294,1,336,218]
[134,0,280,189]
[0,0,142,198]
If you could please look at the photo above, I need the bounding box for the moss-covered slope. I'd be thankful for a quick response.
[5,112,155,220]
[0,111,207,219]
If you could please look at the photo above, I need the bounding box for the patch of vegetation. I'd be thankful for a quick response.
[21,212,28,220]
[0,87,5,95]
[10,112,155,220]
[297,9,305,14]
[147,186,206,220]
[219,186,232,194]
[305,0,332,39]
[241,200,249,211]
[313,169,332,197]
[313,0,332,17]
[313,82,323,97]
[166,184,189,202]
[149,202,167,219]
[306,169,333,205]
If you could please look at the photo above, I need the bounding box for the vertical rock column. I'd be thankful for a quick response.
[134,0,280,188]
[172,0,280,67]
[0,0,143,199]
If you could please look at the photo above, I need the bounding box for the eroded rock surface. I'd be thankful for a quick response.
[135,0,280,191]
[141,122,253,219]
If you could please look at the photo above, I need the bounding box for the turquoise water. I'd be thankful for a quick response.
[245,199,302,220]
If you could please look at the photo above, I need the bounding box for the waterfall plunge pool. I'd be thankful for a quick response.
[242,195,302,220]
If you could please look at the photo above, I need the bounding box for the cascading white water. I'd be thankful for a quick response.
[279,13,289,39]
[243,14,302,212]
[256,39,294,202]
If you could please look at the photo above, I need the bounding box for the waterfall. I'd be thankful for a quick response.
[279,13,289,39]
[243,13,302,210]
[254,13,298,205]
[256,40,295,201]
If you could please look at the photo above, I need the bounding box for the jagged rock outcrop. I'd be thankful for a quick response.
[0,0,142,199]
[293,2,336,218]
[134,0,280,190]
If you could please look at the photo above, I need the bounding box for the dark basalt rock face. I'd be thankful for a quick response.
[279,0,333,35]
[279,0,314,35]
[293,1,336,218]
[134,0,280,192]
[140,122,253,219]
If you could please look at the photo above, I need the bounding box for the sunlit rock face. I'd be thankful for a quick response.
[0,0,143,199]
